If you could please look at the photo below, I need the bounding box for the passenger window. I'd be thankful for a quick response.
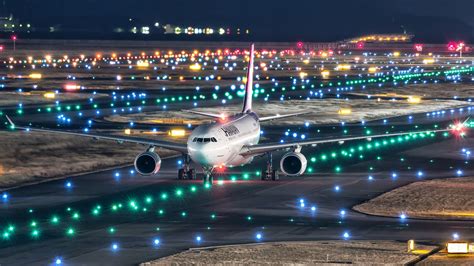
[193,138,197,142]
[197,138,203,142]
[211,137,217,142]
[204,138,211,143]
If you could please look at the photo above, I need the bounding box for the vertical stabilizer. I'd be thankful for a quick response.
[242,44,254,113]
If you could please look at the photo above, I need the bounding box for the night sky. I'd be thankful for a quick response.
[3,0,474,42]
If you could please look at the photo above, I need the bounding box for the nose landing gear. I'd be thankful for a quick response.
[177,154,197,180]
[203,166,214,185]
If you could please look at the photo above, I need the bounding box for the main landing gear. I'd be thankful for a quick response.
[261,152,279,181]
[177,154,197,180]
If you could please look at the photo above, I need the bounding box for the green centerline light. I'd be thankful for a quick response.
[50,215,60,224]
[72,212,80,220]
[31,229,40,239]
[66,227,75,237]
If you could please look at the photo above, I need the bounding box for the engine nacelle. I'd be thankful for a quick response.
[134,151,161,176]
[280,152,307,176]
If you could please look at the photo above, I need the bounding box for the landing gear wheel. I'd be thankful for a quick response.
[187,169,196,180]
[271,170,279,181]
[261,170,279,181]
[261,152,279,181]
[178,169,185,180]
[203,174,214,185]
[261,170,268,181]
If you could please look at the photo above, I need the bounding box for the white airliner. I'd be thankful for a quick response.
[6,44,468,183]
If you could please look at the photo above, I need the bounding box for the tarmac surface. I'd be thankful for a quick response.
[0,101,473,265]
[0,42,473,265]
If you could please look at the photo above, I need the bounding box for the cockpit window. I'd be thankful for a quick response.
[194,137,217,143]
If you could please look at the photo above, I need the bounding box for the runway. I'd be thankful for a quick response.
[0,42,473,265]
[0,108,473,265]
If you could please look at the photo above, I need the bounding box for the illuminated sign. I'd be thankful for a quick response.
[447,242,469,254]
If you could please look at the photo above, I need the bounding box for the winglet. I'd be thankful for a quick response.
[5,115,15,128]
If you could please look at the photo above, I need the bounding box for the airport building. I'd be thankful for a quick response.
[346,34,414,43]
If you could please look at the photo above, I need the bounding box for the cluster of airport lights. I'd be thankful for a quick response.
[0,50,473,264]
[1,48,472,94]
[3,62,473,127]
[0,112,471,257]
[1,47,473,115]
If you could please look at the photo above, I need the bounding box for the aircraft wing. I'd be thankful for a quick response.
[259,112,308,122]
[239,127,459,157]
[181,109,225,119]
[5,116,188,154]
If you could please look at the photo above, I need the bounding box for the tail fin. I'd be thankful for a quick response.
[242,44,254,113]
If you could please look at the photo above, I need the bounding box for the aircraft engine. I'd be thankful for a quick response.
[134,151,161,176]
[280,152,307,176]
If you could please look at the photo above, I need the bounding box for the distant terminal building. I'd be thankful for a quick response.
[163,24,249,36]
[0,14,32,33]
[347,34,414,43]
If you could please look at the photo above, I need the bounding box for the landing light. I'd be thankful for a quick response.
[43,92,56,99]
[407,96,421,104]
[338,108,352,115]
[189,63,202,71]
[136,61,150,68]
[29,73,42,79]
[168,129,186,137]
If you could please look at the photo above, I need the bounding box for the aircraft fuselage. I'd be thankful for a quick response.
[187,112,260,168]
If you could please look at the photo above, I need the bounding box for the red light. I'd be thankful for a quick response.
[0,46,3,52]
[296,42,304,49]
[451,122,467,137]
[356,42,364,49]
[214,164,227,173]
[11,35,17,41]
[447,41,457,51]
[414,44,423,52]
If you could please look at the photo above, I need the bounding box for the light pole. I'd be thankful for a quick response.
[457,42,465,58]
[11,35,17,51]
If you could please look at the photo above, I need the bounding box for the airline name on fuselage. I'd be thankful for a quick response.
[221,125,240,137]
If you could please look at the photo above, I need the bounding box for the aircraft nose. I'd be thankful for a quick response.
[189,143,214,166]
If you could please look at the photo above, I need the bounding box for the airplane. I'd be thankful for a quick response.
[5,44,470,184]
